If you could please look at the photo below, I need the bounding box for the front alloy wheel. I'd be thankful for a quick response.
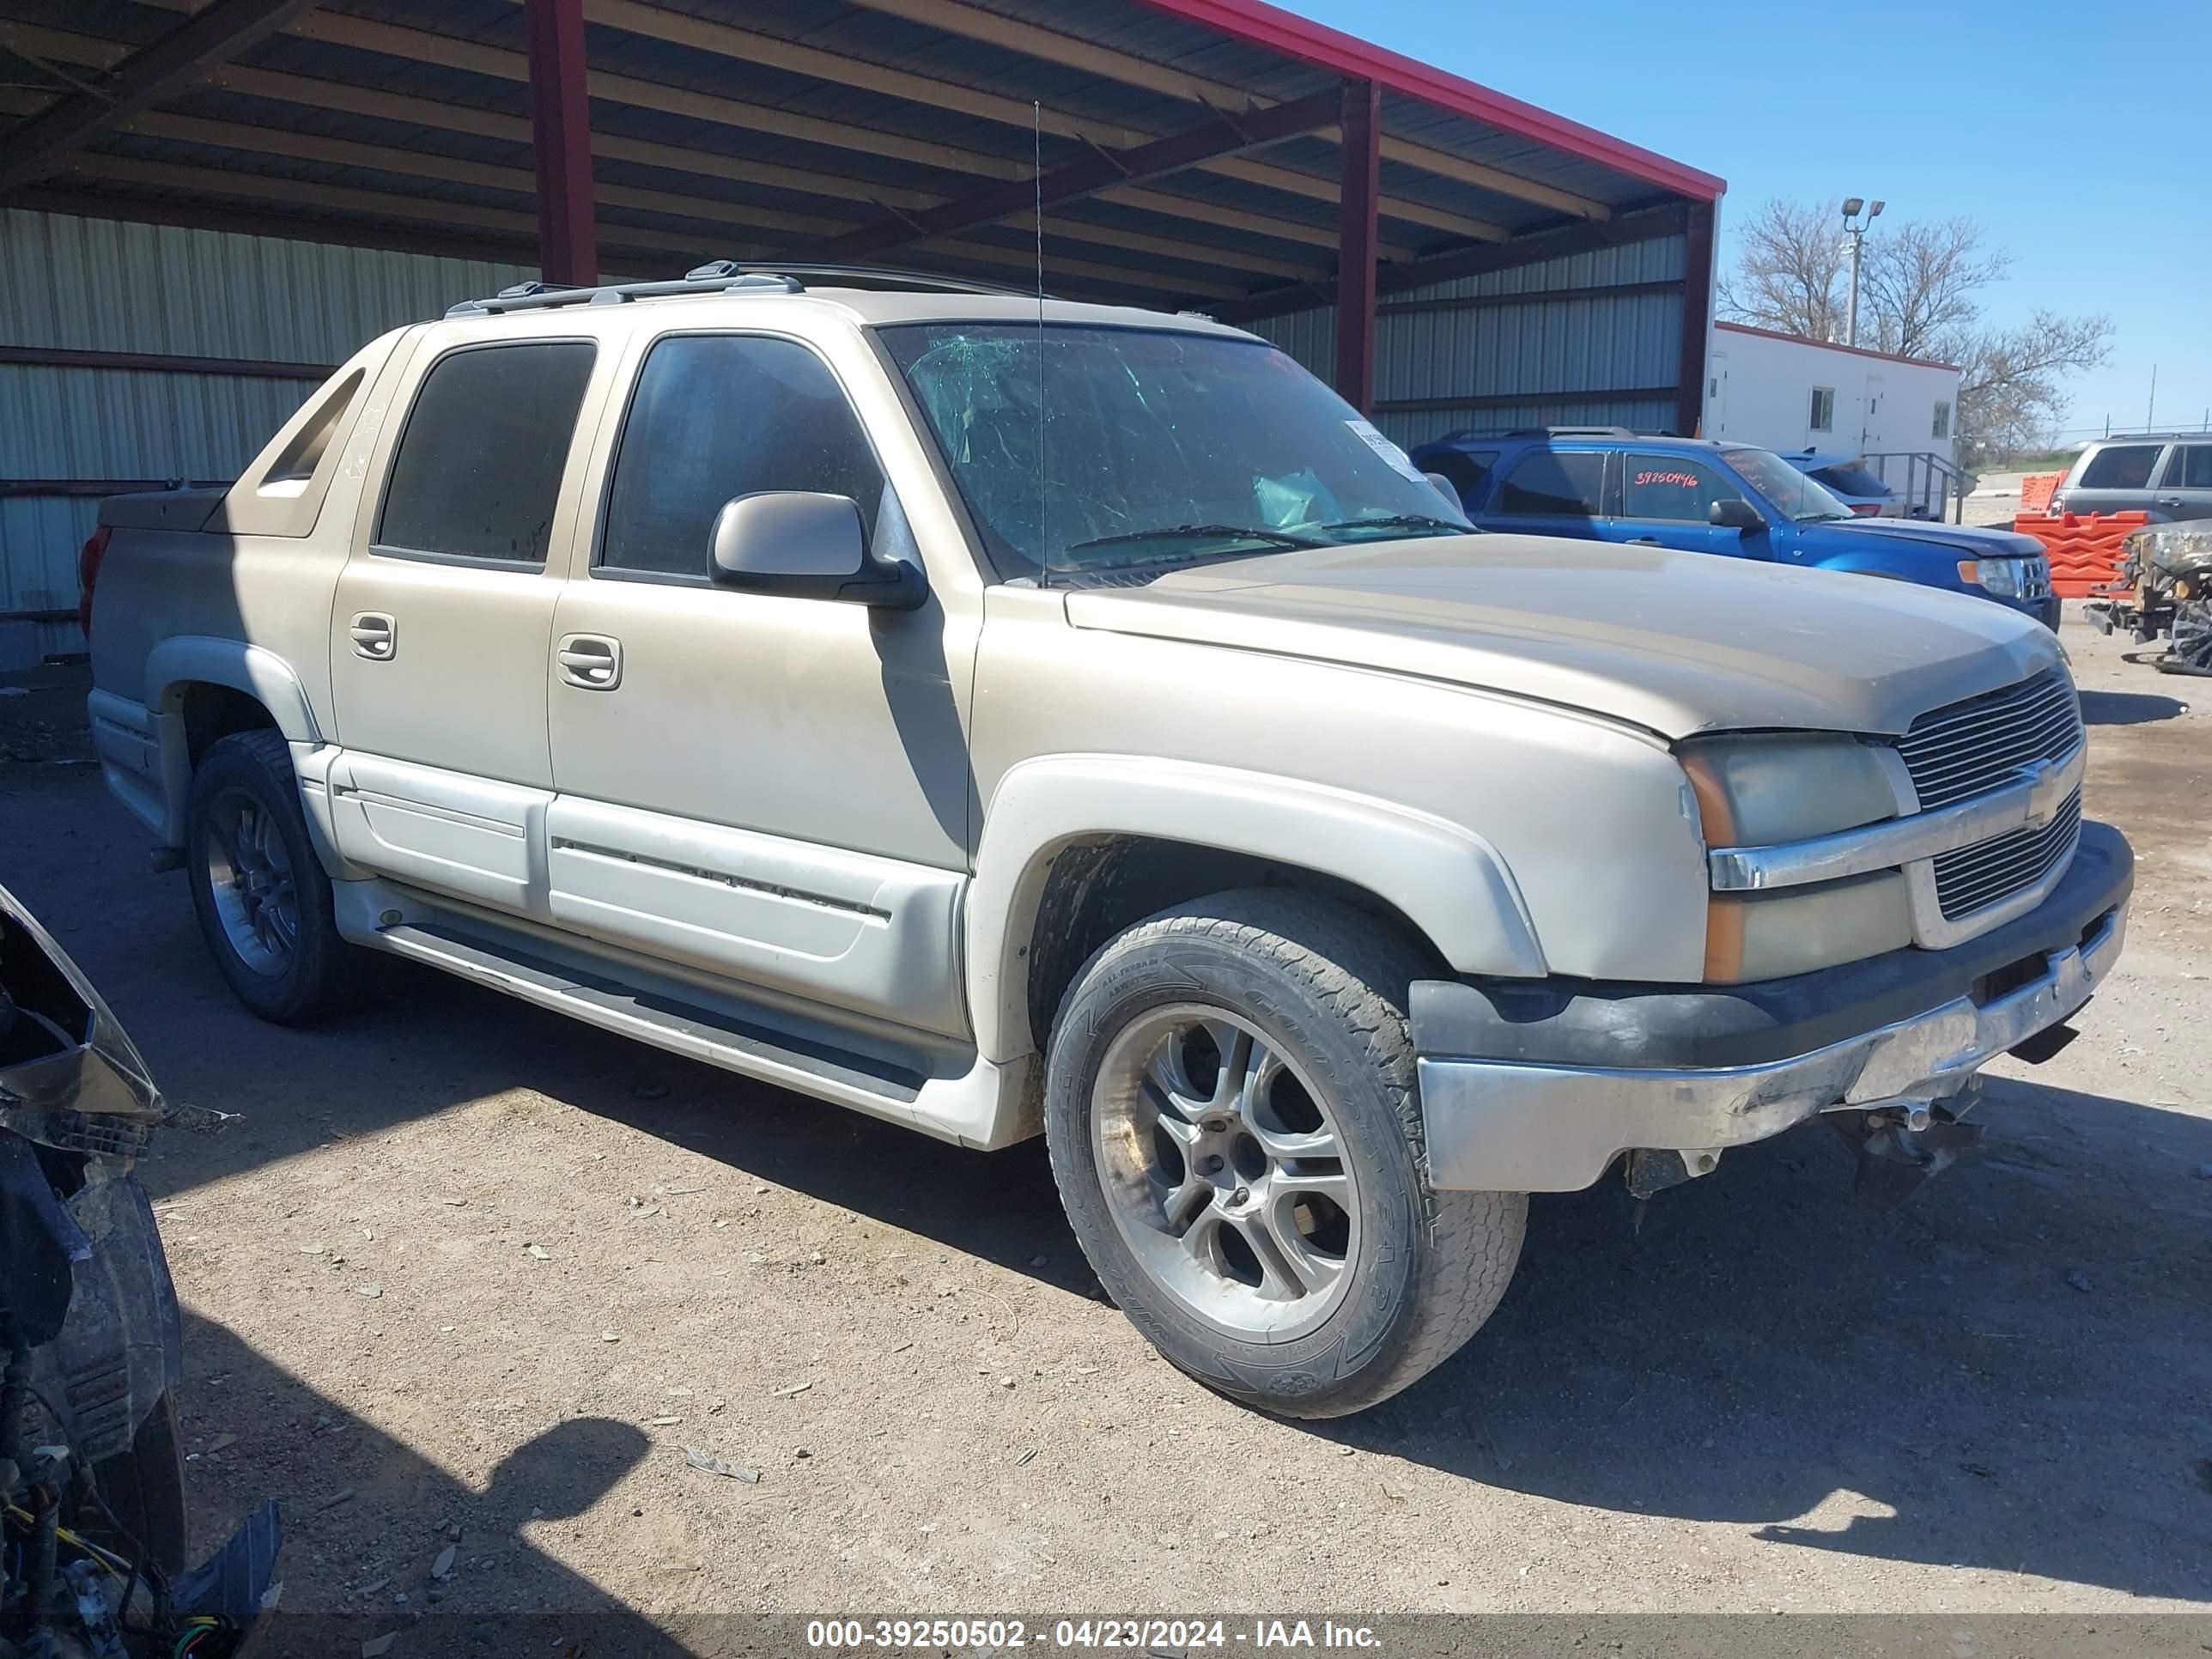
[1045,890,1527,1419]
[1094,1007,1357,1342]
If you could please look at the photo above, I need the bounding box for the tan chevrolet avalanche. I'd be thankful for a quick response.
[79,266,2131,1417]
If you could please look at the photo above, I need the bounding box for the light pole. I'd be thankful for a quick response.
[1840,197,1883,347]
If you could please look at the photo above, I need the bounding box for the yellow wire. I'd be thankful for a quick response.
[4,1501,129,1578]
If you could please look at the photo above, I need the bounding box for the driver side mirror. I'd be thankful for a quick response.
[708,491,927,610]
[1708,498,1765,532]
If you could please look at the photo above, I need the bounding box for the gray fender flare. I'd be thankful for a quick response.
[141,638,325,844]
[966,754,1546,1064]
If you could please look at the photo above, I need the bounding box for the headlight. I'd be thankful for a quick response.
[1680,736,1911,982]
[1679,735,1893,845]
[1959,556,2035,598]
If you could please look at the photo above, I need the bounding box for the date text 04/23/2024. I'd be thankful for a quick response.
[805,1618,1383,1650]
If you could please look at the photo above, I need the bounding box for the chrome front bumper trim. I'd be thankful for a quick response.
[1418,902,2125,1194]
[1708,741,2084,892]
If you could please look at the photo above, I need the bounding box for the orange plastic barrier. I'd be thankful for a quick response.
[2019,472,2063,513]
[2011,510,2147,597]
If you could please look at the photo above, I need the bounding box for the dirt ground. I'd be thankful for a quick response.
[1,610,2207,1640]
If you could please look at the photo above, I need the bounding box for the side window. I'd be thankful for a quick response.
[1493,450,1605,517]
[1808,387,1835,432]
[1930,400,1952,441]
[600,334,886,579]
[1622,453,1743,522]
[2168,446,2212,489]
[376,342,596,566]
[2079,444,2162,490]
[261,368,365,492]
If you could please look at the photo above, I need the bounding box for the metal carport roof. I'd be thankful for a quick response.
[0,0,1721,338]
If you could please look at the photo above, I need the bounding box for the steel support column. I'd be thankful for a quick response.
[1676,198,1717,438]
[526,0,597,287]
[1334,78,1381,414]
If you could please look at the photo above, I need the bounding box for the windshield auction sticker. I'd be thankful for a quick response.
[1346,418,1431,484]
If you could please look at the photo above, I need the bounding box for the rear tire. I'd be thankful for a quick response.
[1043,890,1525,1419]
[185,728,348,1024]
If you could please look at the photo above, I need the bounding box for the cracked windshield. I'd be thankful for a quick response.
[880,323,1470,580]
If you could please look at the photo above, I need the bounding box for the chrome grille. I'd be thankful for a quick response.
[1897,668,2083,810]
[1931,787,2082,921]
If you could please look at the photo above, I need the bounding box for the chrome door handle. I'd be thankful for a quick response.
[557,633,622,690]
[2156,496,2184,507]
[349,612,395,660]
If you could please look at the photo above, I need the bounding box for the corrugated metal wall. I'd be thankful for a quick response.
[1248,234,1688,451]
[0,209,533,656]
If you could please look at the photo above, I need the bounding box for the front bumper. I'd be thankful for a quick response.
[1413,820,2131,1193]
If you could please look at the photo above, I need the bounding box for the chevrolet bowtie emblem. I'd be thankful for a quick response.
[2019,757,2066,829]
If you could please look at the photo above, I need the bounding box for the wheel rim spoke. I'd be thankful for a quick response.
[1253,1195,1346,1298]
[202,788,295,977]
[1092,1003,1362,1340]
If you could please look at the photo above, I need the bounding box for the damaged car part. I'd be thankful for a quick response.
[1,883,280,1656]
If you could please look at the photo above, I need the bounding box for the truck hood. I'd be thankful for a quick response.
[1060,534,2061,740]
[1802,520,2049,560]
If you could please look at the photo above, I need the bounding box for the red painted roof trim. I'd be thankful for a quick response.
[1131,0,1726,203]
[1715,320,1962,374]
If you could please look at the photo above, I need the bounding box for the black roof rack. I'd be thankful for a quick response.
[444,260,1030,319]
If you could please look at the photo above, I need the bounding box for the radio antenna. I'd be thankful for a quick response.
[1034,99,1046,568]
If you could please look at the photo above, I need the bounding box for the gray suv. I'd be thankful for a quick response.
[2051,434,2212,520]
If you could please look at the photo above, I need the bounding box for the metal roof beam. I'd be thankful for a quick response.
[1214,201,1693,325]
[89,110,1298,287]
[0,0,321,193]
[53,153,1242,301]
[501,0,1461,238]
[810,88,1343,263]
[106,3,1400,256]
[829,0,1609,219]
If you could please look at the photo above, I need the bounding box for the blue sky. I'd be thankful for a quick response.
[1284,0,2210,441]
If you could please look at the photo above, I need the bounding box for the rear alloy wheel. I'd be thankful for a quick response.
[185,728,349,1024]
[1045,890,1526,1419]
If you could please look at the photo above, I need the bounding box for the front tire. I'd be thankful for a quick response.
[1043,890,1526,1419]
[185,728,348,1024]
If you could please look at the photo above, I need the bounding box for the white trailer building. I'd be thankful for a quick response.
[1705,321,1960,474]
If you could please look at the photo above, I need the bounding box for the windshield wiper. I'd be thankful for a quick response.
[1312,513,1472,536]
[1065,522,1325,553]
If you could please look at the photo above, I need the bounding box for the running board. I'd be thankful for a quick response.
[377,920,925,1106]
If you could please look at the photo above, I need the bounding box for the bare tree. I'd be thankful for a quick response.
[1859,217,2010,360]
[1947,313,2117,463]
[1719,199,2112,464]
[1716,199,1844,342]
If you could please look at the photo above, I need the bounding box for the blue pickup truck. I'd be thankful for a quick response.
[1409,428,2058,630]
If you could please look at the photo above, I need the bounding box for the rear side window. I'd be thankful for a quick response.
[1809,463,1891,497]
[1622,454,1743,522]
[377,341,597,567]
[2167,445,2212,489]
[1494,450,1605,517]
[600,334,886,579]
[2078,444,2162,490]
